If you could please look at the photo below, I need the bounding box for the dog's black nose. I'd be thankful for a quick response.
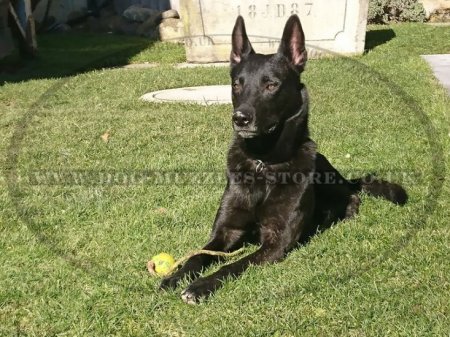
[232,110,252,127]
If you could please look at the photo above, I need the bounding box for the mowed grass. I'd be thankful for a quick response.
[0,24,449,336]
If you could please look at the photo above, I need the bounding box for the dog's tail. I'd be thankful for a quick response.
[350,174,408,206]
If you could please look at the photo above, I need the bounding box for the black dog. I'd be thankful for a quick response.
[160,15,407,304]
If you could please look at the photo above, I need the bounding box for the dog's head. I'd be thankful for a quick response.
[230,15,307,139]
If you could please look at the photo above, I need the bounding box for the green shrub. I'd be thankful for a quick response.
[368,0,426,23]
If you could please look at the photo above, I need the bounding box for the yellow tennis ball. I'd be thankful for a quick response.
[151,253,175,276]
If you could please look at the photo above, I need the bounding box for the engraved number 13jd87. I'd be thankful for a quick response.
[237,3,313,18]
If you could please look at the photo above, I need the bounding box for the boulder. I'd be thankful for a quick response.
[136,16,160,37]
[161,9,179,19]
[114,0,172,15]
[95,14,140,34]
[158,17,184,43]
[99,5,116,18]
[123,4,162,23]
[67,9,88,23]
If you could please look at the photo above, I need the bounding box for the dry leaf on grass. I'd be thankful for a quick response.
[155,207,168,214]
[101,129,111,143]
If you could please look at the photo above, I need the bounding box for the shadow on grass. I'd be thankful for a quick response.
[364,28,396,52]
[0,32,155,84]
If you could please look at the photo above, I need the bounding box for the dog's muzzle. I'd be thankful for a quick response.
[232,110,252,128]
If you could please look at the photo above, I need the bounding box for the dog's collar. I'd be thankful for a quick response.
[285,106,304,122]
[255,159,265,173]
[264,85,307,136]
[286,84,309,123]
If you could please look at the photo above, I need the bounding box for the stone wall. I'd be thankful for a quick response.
[420,0,450,21]
[0,0,14,59]
[33,0,88,25]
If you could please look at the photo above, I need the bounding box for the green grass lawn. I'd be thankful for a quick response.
[1,24,449,336]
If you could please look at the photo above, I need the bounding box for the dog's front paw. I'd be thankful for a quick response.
[181,278,218,304]
[180,289,199,305]
[160,274,183,291]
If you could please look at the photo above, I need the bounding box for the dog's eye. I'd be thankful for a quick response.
[232,80,241,91]
[266,82,279,92]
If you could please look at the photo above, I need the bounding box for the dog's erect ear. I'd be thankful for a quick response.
[277,15,307,72]
[230,16,255,65]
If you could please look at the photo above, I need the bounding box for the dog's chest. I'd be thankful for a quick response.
[228,180,273,208]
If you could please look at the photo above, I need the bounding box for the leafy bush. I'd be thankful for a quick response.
[368,0,426,23]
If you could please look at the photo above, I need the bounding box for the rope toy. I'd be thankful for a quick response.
[147,248,246,277]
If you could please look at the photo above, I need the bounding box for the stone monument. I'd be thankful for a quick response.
[179,0,369,62]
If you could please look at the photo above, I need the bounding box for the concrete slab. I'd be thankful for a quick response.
[123,62,228,69]
[141,85,231,105]
[123,63,158,69]
[422,54,450,95]
[426,22,450,26]
[175,62,229,69]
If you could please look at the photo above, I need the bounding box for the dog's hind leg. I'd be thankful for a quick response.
[345,193,361,218]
